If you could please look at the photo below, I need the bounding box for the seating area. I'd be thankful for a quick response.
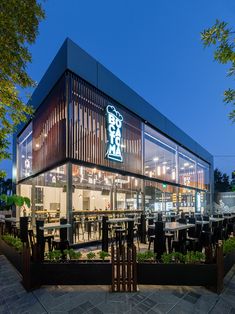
[1,211,235,261]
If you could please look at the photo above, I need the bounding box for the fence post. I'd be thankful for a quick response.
[22,244,32,291]
[216,240,224,294]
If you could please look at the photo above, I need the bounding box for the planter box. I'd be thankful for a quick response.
[224,250,235,275]
[137,263,217,286]
[0,238,22,273]
[36,261,112,285]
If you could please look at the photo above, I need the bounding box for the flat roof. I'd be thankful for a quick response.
[28,38,213,164]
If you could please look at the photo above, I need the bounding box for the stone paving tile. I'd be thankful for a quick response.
[96,300,132,313]
[148,303,175,313]
[148,291,185,305]
[193,294,219,314]
[2,254,235,314]
[167,299,196,314]
[209,298,233,314]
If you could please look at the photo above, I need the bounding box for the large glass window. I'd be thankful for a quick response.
[197,159,210,191]
[17,123,32,181]
[178,147,197,188]
[144,126,177,183]
[72,164,142,212]
[178,187,195,213]
[144,180,178,213]
[18,164,67,224]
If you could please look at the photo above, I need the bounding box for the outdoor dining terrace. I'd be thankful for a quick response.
[0,211,235,293]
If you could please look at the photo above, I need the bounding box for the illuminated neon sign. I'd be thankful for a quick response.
[105,105,123,162]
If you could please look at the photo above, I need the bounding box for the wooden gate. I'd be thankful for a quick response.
[111,244,137,292]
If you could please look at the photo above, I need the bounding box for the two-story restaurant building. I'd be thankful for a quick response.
[14,39,214,244]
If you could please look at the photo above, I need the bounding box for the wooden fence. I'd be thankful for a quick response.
[111,244,137,292]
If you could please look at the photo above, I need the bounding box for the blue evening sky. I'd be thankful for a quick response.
[1,0,235,178]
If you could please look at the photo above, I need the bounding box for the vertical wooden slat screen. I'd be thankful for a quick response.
[32,76,67,174]
[68,72,142,175]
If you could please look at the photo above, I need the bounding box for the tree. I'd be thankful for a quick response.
[0,0,45,178]
[214,168,231,192]
[0,178,12,195]
[201,20,235,121]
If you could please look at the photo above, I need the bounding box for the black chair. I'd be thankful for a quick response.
[147,227,155,250]
[52,219,69,252]
[178,218,187,224]
[165,232,174,253]
[115,228,126,248]
[186,226,199,251]
[195,214,202,221]
[188,217,196,224]
[172,229,187,254]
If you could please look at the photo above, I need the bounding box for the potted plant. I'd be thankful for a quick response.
[0,194,30,216]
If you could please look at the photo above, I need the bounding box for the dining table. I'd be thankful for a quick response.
[149,221,195,232]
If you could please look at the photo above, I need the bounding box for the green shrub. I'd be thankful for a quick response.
[1,234,23,252]
[161,251,206,264]
[185,251,205,264]
[64,248,77,260]
[86,252,96,260]
[161,252,185,264]
[137,250,156,263]
[45,250,62,261]
[98,251,110,261]
[223,237,235,255]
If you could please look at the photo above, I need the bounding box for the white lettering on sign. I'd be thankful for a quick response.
[105,105,123,162]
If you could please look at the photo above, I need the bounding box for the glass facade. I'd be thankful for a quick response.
[17,165,67,223]
[16,72,213,243]
[144,125,177,183]
[17,123,32,181]
[72,164,142,212]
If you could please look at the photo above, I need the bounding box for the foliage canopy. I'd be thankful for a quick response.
[201,20,235,121]
[0,0,45,178]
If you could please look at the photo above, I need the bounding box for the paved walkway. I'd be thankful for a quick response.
[0,254,235,314]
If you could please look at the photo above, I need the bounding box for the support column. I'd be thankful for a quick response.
[66,162,73,243]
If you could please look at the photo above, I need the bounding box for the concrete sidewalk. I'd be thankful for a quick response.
[0,254,235,314]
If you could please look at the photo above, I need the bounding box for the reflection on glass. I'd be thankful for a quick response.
[197,159,210,191]
[144,126,177,183]
[144,181,178,213]
[178,147,196,188]
[178,187,195,213]
[17,123,32,180]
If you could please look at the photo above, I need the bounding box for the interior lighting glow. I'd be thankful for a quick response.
[157,166,161,176]
[153,157,159,162]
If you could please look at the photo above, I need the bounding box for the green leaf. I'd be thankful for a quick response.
[23,197,31,208]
